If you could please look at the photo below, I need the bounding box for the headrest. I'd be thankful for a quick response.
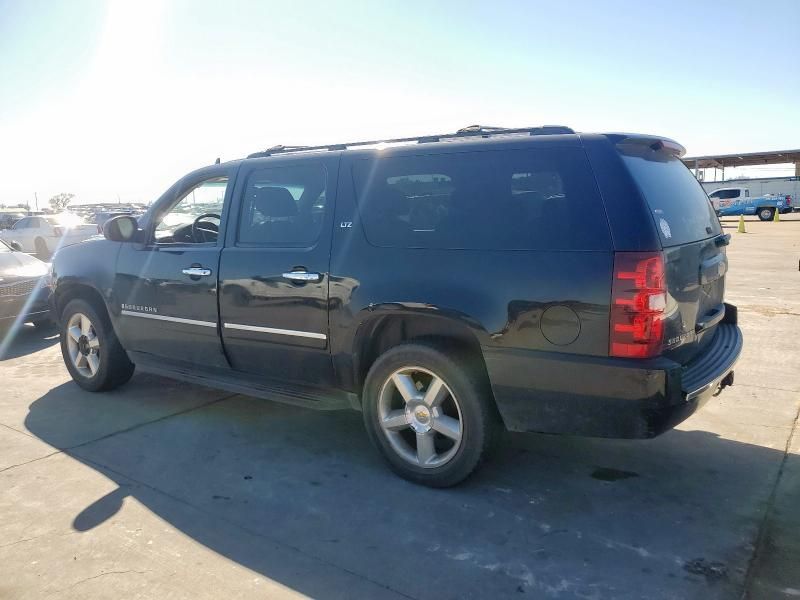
[253,187,297,218]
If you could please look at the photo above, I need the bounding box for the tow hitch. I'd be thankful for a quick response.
[714,372,735,396]
[720,371,734,389]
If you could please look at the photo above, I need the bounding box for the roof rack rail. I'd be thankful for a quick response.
[456,124,507,134]
[246,125,575,158]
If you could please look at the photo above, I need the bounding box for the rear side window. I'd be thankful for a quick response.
[238,163,327,246]
[619,145,721,247]
[352,147,610,250]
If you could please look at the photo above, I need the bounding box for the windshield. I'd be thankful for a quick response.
[618,144,721,247]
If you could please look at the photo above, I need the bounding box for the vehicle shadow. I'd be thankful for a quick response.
[0,323,59,360]
[21,380,798,599]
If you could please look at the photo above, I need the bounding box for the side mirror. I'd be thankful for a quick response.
[103,215,140,242]
[8,240,22,251]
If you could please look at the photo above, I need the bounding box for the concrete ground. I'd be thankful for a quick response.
[1,214,798,599]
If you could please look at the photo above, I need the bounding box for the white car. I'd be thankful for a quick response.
[0,214,98,258]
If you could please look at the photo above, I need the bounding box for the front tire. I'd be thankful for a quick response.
[758,208,775,221]
[362,343,500,487]
[60,298,134,392]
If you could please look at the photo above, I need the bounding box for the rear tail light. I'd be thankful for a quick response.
[53,226,64,236]
[609,252,666,358]
[786,195,792,205]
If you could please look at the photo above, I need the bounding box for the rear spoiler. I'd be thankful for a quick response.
[604,133,686,158]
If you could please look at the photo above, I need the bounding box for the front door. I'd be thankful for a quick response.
[218,157,336,386]
[114,167,235,369]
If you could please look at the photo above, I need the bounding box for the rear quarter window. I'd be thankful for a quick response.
[352,147,611,251]
[619,145,721,247]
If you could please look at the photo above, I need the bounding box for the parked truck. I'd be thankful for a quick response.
[707,187,792,220]
[702,176,800,212]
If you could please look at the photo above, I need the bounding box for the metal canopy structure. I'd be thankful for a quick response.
[683,149,800,178]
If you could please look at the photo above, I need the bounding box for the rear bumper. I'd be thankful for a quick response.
[484,306,743,439]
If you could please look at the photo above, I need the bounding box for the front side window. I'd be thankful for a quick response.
[154,177,228,244]
[237,163,327,246]
[353,147,609,250]
[13,218,30,230]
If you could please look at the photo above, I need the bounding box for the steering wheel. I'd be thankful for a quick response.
[191,213,221,243]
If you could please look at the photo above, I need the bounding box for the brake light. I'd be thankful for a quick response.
[609,252,666,358]
[786,195,792,205]
[53,226,64,236]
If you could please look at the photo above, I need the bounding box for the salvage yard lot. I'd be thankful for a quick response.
[1,215,798,599]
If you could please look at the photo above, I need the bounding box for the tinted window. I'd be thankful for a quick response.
[13,218,31,229]
[238,163,327,246]
[352,147,609,250]
[619,145,721,247]
[711,189,740,200]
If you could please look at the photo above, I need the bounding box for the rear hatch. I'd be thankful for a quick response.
[618,140,726,365]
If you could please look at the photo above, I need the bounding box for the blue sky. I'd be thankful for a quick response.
[1,0,798,206]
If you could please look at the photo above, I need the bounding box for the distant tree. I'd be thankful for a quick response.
[49,193,75,212]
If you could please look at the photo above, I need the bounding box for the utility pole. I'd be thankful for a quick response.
[34,192,39,212]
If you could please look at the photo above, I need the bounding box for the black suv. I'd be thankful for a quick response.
[51,126,742,487]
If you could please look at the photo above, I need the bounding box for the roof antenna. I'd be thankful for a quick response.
[214,157,221,164]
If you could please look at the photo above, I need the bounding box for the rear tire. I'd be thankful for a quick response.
[362,342,500,487]
[34,237,50,259]
[60,298,134,392]
[758,208,775,221]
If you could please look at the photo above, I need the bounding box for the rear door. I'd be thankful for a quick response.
[618,142,726,364]
[218,156,337,386]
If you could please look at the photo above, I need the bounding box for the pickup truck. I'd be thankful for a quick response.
[708,187,792,220]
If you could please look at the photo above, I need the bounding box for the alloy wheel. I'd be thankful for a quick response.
[377,366,463,468]
[65,312,101,378]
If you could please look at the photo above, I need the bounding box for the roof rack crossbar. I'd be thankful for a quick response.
[246,125,575,158]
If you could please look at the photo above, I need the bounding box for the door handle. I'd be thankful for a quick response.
[182,267,212,277]
[282,270,321,283]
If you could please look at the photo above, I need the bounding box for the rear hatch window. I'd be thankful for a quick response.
[618,141,727,364]
[618,144,721,247]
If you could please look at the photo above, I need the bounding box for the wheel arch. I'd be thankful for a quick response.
[54,282,110,324]
[351,310,491,396]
